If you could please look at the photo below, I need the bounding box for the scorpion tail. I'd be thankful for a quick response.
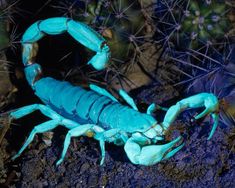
[21,17,110,89]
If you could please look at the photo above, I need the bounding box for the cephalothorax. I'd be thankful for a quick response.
[5,17,219,166]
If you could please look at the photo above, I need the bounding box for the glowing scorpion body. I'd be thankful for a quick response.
[4,17,219,166]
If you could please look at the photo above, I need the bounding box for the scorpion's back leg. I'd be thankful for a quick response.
[12,118,82,160]
[10,104,62,121]
[10,104,82,160]
[12,120,59,160]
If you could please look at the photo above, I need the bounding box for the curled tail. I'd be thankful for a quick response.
[22,17,110,89]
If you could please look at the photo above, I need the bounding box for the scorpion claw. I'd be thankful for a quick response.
[194,108,212,120]
[160,136,184,159]
[162,93,219,140]
[207,113,219,140]
[163,142,185,160]
[125,136,184,166]
[192,95,219,140]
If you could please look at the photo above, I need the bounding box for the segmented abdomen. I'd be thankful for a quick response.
[34,77,118,128]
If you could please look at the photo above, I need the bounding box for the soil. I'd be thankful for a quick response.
[0,86,234,188]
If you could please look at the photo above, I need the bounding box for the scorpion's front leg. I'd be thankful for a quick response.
[124,134,184,166]
[56,124,105,166]
[162,93,219,140]
[57,127,128,166]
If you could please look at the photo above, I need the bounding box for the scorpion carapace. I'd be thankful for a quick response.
[5,17,219,166]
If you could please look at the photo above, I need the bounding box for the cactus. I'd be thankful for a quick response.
[181,0,230,48]
[154,0,232,50]
[0,0,18,98]
[0,1,10,51]
[0,0,19,51]
[0,19,9,51]
[153,0,234,88]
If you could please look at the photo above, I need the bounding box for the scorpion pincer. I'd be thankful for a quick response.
[3,17,219,166]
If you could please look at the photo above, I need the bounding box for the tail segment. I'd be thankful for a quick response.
[21,17,110,89]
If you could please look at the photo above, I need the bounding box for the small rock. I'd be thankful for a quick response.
[79,163,90,174]
[42,132,54,146]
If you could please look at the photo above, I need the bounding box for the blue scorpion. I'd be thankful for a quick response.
[4,17,219,166]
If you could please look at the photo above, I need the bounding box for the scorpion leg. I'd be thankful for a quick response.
[119,89,138,111]
[56,124,104,166]
[124,136,184,166]
[161,93,219,140]
[209,113,219,140]
[95,129,129,165]
[10,104,84,160]
[147,103,168,115]
[12,120,59,160]
[90,86,138,110]
[9,104,82,129]
[10,104,62,121]
[90,84,118,102]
